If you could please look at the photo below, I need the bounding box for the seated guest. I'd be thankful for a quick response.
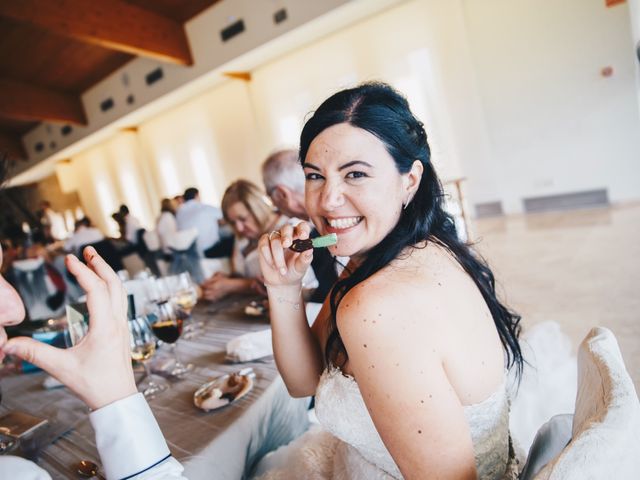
[119,204,142,245]
[64,217,104,256]
[111,212,126,240]
[262,149,341,303]
[37,200,67,242]
[175,187,222,257]
[156,198,178,255]
[201,180,315,302]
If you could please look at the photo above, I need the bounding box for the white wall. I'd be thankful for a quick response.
[137,80,260,213]
[57,131,154,236]
[461,0,640,213]
[630,0,640,113]
[249,0,485,183]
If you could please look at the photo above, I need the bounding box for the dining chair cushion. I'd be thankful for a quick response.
[11,257,45,272]
[166,228,199,251]
[142,230,161,251]
[533,327,640,479]
[520,414,572,480]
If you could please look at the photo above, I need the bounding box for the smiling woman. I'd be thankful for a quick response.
[256,83,523,480]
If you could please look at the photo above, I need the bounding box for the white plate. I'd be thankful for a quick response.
[193,368,254,412]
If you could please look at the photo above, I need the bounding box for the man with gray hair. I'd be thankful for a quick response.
[262,149,341,303]
[261,149,308,220]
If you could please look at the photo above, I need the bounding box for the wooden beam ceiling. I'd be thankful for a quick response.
[0,78,86,125]
[0,0,193,66]
[0,131,27,160]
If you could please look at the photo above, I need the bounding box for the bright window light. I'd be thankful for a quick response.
[119,170,146,227]
[189,145,218,206]
[159,153,181,197]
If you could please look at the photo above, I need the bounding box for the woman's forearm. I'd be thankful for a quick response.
[225,277,255,294]
[267,284,324,397]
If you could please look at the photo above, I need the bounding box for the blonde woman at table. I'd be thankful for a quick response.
[201,179,315,301]
[0,159,187,479]
[256,83,523,479]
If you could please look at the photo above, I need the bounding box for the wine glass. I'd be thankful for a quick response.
[128,314,167,397]
[151,300,193,377]
[172,272,201,336]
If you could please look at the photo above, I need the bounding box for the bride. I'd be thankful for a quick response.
[255,82,523,479]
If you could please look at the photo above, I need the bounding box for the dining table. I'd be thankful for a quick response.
[0,295,311,479]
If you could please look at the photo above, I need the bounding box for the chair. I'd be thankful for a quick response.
[167,228,205,284]
[11,258,66,321]
[525,327,640,479]
[80,239,124,272]
[140,230,164,277]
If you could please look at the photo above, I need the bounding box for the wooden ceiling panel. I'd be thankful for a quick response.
[0,0,213,157]
[0,18,133,93]
[0,0,193,65]
[0,116,38,136]
[125,0,220,23]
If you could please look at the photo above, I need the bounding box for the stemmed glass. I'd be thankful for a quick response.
[150,300,193,377]
[172,273,201,336]
[128,314,167,397]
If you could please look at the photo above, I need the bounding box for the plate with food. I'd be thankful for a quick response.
[193,368,255,412]
[244,300,267,317]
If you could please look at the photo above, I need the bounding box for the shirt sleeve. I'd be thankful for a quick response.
[90,393,187,479]
[0,456,51,480]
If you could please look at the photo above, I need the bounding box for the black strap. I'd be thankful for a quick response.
[119,453,173,480]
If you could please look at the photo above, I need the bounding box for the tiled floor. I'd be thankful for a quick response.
[473,202,640,394]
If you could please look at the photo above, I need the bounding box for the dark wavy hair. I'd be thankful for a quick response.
[299,82,523,378]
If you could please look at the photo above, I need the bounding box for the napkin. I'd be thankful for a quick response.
[226,329,272,362]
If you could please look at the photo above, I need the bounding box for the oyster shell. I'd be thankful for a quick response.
[194,372,254,412]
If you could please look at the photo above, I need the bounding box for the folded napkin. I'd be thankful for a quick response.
[226,329,272,362]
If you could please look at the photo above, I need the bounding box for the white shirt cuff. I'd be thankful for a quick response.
[90,393,171,480]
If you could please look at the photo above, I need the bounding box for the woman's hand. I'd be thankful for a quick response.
[201,275,233,301]
[257,222,314,289]
[2,247,137,411]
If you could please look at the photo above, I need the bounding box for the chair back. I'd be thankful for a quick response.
[167,229,204,283]
[533,327,640,479]
[80,239,124,272]
[142,230,161,251]
[139,230,162,277]
[12,258,66,320]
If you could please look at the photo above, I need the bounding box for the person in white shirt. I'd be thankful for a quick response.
[39,201,68,241]
[64,217,105,256]
[119,204,143,245]
[261,150,344,303]
[175,188,222,257]
[156,199,178,255]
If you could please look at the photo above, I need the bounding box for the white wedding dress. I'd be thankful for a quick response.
[254,367,520,479]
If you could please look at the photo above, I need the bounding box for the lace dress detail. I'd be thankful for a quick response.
[254,368,519,479]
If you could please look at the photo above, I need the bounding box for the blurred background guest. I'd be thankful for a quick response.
[64,217,104,257]
[118,204,142,245]
[262,149,341,303]
[111,212,126,241]
[156,198,178,256]
[201,179,315,301]
[176,187,222,257]
[37,200,67,242]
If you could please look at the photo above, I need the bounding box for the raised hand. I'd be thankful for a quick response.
[2,247,137,410]
[257,221,314,289]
